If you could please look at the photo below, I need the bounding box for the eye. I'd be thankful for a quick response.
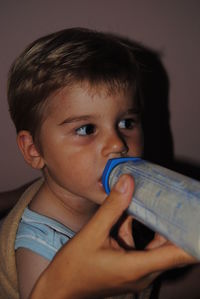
[75,124,96,136]
[118,119,135,130]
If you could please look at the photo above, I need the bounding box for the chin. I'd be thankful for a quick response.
[97,193,108,205]
[89,191,107,206]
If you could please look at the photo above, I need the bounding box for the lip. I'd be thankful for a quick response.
[98,162,108,190]
[98,179,103,187]
[98,177,106,192]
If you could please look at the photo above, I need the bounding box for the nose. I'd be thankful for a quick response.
[101,130,128,158]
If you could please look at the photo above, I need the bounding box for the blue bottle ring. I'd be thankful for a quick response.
[102,157,141,194]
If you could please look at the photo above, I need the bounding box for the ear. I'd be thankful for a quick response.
[17,131,45,169]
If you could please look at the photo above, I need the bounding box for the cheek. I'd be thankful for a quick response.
[59,160,95,192]
[129,129,144,156]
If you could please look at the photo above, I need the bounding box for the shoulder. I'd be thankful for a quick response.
[15,207,75,299]
[15,207,75,260]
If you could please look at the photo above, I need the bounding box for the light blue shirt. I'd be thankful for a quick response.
[15,207,75,260]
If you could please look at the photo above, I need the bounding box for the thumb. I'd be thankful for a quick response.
[89,174,135,241]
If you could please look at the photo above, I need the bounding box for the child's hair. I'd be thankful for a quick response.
[7,27,142,140]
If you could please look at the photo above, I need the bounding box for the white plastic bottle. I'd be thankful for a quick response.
[102,157,200,259]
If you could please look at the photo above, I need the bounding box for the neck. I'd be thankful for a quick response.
[29,181,99,232]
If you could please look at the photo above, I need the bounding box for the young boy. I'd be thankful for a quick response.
[0,28,196,299]
[0,27,143,299]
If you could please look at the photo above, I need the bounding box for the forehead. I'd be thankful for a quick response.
[47,81,138,111]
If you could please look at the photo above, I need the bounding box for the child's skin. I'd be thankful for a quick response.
[16,81,144,298]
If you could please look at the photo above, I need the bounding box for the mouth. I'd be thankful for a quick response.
[98,179,103,188]
[98,176,107,193]
[98,163,109,191]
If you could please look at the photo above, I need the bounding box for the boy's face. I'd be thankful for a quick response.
[38,82,143,206]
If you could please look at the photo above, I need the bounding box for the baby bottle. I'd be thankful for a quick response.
[102,157,200,259]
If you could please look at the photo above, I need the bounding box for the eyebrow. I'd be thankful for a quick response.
[59,108,140,126]
[125,108,140,114]
[120,108,141,118]
[59,115,93,126]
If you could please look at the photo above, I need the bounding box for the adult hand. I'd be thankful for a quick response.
[30,175,196,299]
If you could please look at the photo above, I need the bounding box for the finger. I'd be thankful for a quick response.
[105,242,197,285]
[124,244,197,280]
[118,215,135,248]
[83,175,134,243]
[146,244,197,270]
[146,233,167,250]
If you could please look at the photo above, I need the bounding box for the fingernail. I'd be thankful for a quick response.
[114,176,128,194]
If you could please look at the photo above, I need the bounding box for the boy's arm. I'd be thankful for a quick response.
[16,248,50,299]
